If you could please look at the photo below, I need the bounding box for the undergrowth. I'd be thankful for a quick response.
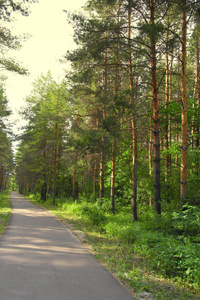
[27,193,200,300]
[0,191,11,235]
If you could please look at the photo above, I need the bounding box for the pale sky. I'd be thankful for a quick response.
[4,0,87,133]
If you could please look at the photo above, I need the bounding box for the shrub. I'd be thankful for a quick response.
[80,203,106,227]
[170,205,200,240]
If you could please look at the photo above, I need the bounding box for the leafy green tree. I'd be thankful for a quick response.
[16,73,70,202]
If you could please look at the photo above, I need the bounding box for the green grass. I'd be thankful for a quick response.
[0,191,11,236]
[27,194,200,300]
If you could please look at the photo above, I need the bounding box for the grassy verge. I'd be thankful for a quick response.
[0,191,11,236]
[27,194,200,300]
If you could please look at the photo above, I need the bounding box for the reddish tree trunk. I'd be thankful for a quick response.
[150,0,161,214]
[128,2,137,221]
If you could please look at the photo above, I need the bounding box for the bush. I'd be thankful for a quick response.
[170,205,200,240]
[79,203,107,227]
[131,228,200,288]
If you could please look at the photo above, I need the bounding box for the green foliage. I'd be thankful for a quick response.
[0,191,11,235]
[83,201,200,288]
[0,85,13,190]
[60,195,200,289]
[139,22,165,41]
[104,221,136,243]
[170,205,200,240]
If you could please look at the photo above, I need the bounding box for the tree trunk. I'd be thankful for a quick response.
[99,150,104,201]
[99,40,107,203]
[41,182,47,202]
[52,123,58,205]
[197,28,200,167]
[175,53,181,166]
[165,22,170,188]
[41,139,47,201]
[149,126,153,207]
[0,165,4,192]
[128,2,137,221]
[150,0,161,214]
[110,2,119,214]
[93,154,98,201]
[46,154,54,201]
[73,168,76,202]
[180,1,187,208]
[194,21,200,171]
[110,139,115,214]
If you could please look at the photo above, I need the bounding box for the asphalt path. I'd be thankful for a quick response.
[0,191,134,300]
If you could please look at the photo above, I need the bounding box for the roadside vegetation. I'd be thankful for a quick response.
[27,193,200,300]
[0,191,11,236]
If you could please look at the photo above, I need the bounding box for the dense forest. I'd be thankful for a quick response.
[0,0,200,297]
[14,0,199,216]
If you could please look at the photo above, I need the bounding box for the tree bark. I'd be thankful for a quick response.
[180,1,187,208]
[165,22,170,187]
[93,154,98,201]
[110,140,115,214]
[128,2,137,221]
[99,39,107,203]
[99,151,104,201]
[52,123,58,205]
[150,0,161,214]
[73,168,76,202]
[110,2,120,214]
[41,139,47,201]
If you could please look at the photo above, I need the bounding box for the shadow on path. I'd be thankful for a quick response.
[0,191,135,300]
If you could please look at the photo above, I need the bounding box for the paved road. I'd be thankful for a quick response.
[0,192,134,300]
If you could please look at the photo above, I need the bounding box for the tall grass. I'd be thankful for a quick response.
[0,191,11,235]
